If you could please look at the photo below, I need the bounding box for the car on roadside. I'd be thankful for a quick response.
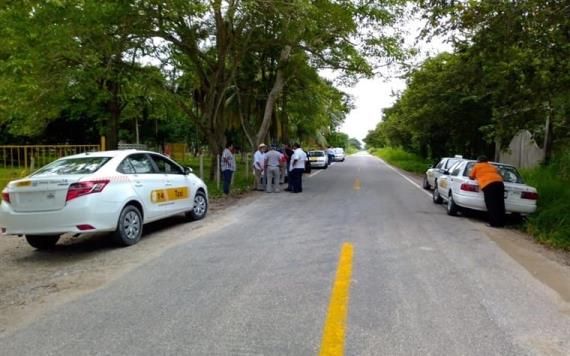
[0,150,208,249]
[308,150,329,169]
[423,155,463,190]
[334,148,345,162]
[432,159,538,216]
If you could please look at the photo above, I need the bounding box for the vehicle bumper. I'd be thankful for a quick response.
[310,161,327,168]
[454,193,537,214]
[0,198,120,236]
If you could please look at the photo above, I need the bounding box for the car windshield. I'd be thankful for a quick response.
[32,157,111,177]
[465,162,525,184]
[309,151,324,157]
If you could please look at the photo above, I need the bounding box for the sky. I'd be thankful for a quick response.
[332,21,453,143]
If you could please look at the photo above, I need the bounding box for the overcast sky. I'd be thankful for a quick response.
[332,22,453,142]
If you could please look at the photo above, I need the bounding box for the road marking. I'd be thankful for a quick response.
[319,243,354,356]
[375,157,432,198]
[309,169,325,178]
[353,178,361,191]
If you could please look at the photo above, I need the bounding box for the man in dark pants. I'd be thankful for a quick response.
[283,144,294,191]
[221,142,236,195]
[289,143,307,193]
[469,155,505,227]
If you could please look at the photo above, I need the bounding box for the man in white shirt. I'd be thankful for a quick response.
[253,143,267,191]
[289,143,307,193]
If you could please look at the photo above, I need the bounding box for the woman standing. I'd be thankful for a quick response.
[469,155,505,227]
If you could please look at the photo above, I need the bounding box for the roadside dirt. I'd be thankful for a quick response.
[0,191,259,336]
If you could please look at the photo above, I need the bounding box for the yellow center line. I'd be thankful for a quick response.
[353,178,361,191]
[319,243,354,356]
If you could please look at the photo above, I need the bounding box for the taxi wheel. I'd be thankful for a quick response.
[422,175,430,190]
[447,192,460,216]
[186,190,208,221]
[25,235,60,250]
[113,205,143,246]
[432,185,443,204]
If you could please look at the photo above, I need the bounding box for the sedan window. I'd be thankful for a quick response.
[127,154,155,174]
[151,154,184,174]
[436,160,445,169]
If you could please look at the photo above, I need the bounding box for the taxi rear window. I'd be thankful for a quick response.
[309,151,324,157]
[31,157,111,176]
[464,162,525,184]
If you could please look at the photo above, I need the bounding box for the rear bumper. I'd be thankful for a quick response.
[454,193,537,214]
[310,161,327,167]
[0,199,119,236]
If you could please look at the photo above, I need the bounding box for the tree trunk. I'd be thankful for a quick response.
[254,45,292,147]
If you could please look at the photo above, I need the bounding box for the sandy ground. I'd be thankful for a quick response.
[0,192,260,336]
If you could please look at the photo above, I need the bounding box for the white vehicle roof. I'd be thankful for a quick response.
[62,149,153,160]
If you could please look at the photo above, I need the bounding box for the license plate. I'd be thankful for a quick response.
[310,157,318,161]
[151,187,189,203]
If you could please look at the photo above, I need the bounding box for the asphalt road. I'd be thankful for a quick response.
[1,152,570,355]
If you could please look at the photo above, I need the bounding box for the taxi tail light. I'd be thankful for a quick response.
[460,183,479,192]
[77,224,95,231]
[521,191,539,200]
[66,180,110,202]
[2,191,10,204]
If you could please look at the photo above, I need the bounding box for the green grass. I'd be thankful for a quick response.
[0,168,29,191]
[369,147,431,174]
[520,154,570,250]
[179,154,253,199]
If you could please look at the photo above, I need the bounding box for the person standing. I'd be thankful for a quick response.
[283,144,294,191]
[327,146,335,165]
[289,143,307,193]
[221,142,236,195]
[469,155,505,227]
[264,146,281,193]
[253,143,267,191]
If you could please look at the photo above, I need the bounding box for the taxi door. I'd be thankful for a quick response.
[149,154,192,214]
[119,153,169,221]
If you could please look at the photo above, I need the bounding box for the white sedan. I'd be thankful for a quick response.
[308,150,329,168]
[433,159,538,216]
[0,150,208,249]
[423,156,463,190]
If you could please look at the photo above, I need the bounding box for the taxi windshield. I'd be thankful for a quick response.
[32,157,111,177]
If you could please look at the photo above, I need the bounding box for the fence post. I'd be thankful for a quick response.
[244,152,249,179]
[199,154,204,180]
[100,136,106,151]
[216,154,221,190]
[24,148,28,171]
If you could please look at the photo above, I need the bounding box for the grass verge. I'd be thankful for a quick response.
[520,155,570,250]
[369,147,431,174]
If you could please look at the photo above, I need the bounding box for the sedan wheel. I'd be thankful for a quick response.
[112,205,143,246]
[186,191,208,221]
[447,192,460,216]
[422,175,430,190]
[432,184,443,204]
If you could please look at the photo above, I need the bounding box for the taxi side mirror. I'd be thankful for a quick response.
[184,167,193,175]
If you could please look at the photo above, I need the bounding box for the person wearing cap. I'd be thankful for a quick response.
[253,143,267,191]
[264,145,281,193]
[469,155,505,227]
[289,143,307,193]
[221,142,236,195]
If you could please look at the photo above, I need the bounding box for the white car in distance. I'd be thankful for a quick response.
[308,150,329,169]
[433,159,538,216]
[423,155,463,190]
[0,150,208,249]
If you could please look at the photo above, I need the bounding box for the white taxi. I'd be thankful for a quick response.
[422,155,463,190]
[308,150,329,169]
[433,159,538,216]
[0,150,208,249]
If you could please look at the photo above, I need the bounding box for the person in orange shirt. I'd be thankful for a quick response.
[469,155,505,227]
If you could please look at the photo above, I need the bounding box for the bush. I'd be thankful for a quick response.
[521,151,570,250]
[370,147,431,174]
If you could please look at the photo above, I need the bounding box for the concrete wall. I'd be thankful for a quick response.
[498,130,544,169]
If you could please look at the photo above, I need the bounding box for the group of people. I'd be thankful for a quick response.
[253,143,307,193]
[220,142,308,195]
